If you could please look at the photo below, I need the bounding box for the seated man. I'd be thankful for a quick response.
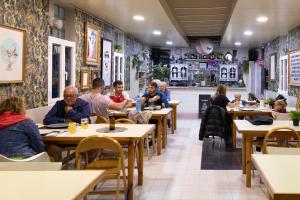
[231,92,247,106]
[80,78,127,119]
[106,80,132,108]
[142,82,169,108]
[43,86,91,125]
[159,81,171,101]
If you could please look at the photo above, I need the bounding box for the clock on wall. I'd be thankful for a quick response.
[224,52,233,61]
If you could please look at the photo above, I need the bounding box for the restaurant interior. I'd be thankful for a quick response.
[1,0,300,200]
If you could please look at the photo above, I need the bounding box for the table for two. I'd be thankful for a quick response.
[41,123,155,200]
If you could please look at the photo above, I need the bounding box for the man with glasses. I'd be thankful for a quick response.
[43,86,91,125]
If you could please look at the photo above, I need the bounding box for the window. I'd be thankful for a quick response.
[48,36,76,105]
[279,55,288,95]
[113,52,124,84]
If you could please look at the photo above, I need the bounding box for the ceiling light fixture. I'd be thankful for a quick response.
[153,30,162,35]
[133,15,145,21]
[244,31,253,36]
[166,41,173,45]
[257,16,268,23]
[234,42,242,46]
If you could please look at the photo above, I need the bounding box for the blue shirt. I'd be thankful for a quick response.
[0,119,44,158]
[43,98,91,125]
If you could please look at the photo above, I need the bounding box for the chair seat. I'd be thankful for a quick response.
[266,146,300,155]
[86,159,120,169]
[0,152,50,162]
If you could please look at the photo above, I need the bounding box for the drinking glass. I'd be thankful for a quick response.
[68,122,76,134]
[81,118,88,129]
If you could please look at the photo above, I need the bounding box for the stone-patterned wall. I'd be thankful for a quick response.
[0,0,49,108]
[264,25,300,97]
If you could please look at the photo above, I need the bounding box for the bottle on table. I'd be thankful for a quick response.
[136,95,142,112]
[109,113,115,130]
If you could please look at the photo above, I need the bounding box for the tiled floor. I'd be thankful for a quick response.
[91,88,269,200]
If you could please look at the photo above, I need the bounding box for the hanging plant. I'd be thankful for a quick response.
[114,44,122,53]
[132,54,144,79]
[242,60,249,74]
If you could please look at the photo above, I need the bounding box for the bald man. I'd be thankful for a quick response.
[231,93,242,104]
[43,86,91,125]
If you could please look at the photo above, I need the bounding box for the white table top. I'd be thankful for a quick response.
[234,120,300,134]
[0,170,105,200]
[111,107,172,115]
[41,123,155,139]
[0,162,62,171]
[252,154,300,198]
[169,100,181,105]
[226,106,272,113]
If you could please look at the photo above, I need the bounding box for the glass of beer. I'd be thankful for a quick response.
[81,118,89,129]
[68,122,77,134]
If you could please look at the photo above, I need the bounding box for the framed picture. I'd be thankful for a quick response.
[288,49,300,86]
[270,53,276,80]
[90,68,101,86]
[80,69,90,89]
[101,38,112,86]
[0,24,26,83]
[199,62,208,69]
[84,22,101,65]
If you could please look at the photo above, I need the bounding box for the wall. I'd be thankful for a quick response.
[0,0,49,108]
[264,25,300,97]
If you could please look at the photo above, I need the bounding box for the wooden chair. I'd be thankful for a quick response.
[115,118,134,124]
[0,152,50,162]
[262,126,300,154]
[75,136,126,200]
[95,115,109,124]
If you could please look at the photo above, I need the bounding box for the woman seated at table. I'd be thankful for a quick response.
[211,84,237,109]
[0,97,44,159]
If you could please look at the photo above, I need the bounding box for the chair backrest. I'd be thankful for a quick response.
[262,126,300,154]
[94,115,108,124]
[115,118,134,124]
[75,136,125,169]
[0,152,50,162]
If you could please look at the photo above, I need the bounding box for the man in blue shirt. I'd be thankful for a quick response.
[43,86,91,125]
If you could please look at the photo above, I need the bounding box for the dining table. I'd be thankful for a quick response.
[169,99,181,133]
[41,123,155,200]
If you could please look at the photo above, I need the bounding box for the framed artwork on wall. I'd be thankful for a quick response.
[0,24,26,83]
[90,68,101,86]
[270,53,276,81]
[80,69,90,89]
[288,49,300,86]
[84,22,101,65]
[101,38,112,86]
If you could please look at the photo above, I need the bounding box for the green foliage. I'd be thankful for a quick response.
[242,60,249,74]
[153,64,169,81]
[132,55,143,79]
[289,110,300,120]
[114,44,122,53]
[248,92,256,99]
[265,97,275,106]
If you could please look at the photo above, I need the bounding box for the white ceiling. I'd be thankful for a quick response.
[221,0,300,48]
[54,0,189,47]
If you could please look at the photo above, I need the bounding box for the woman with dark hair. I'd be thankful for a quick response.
[0,97,44,159]
[211,84,237,109]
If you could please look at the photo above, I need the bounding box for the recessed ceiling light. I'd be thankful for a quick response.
[244,31,253,36]
[166,41,173,45]
[234,42,242,46]
[153,30,162,35]
[133,15,144,21]
[257,16,268,23]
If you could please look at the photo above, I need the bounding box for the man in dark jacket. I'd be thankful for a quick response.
[43,86,90,125]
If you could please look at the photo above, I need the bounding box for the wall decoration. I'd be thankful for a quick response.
[270,53,276,80]
[0,24,25,83]
[84,22,101,65]
[195,39,214,55]
[199,62,208,69]
[219,64,238,81]
[101,38,112,86]
[80,69,90,89]
[288,49,300,86]
[90,68,101,86]
[170,64,188,81]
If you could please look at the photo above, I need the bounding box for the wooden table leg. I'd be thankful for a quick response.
[232,114,237,149]
[174,105,177,130]
[171,105,175,133]
[156,117,162,155]
[127,141,135,200]
[162,115,167,148]
[245,135,253,187]
[138,138,144,186]
[242,134,246,174]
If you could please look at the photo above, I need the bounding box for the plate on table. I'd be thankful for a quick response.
[240,107,254,111]
[43,123,68,129]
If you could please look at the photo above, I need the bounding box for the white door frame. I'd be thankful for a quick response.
[278,55,288,95]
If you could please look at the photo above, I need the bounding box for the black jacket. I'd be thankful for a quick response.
[199,105,227,140]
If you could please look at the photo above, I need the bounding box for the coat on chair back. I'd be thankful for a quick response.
[199,105,227,140]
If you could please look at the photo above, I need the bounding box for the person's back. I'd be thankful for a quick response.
[211,94,229,110]
[80,93,111,119]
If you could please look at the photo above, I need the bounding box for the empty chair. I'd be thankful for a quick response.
[95,115,109,124]
[75,136,127,200]
[262,126,300,154]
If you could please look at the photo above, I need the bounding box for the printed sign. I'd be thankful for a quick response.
[289,50,300,86]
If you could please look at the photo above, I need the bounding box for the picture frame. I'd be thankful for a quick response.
[101,38,112,87]
[90,68,101,86]
[84,22,101,65]
[288,49,300,86]
[80,69,90,89]
[199,62,208,69]
[270,53,276,81]
[0,24,26,83]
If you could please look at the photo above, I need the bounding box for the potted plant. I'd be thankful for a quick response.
[114,44,122,53]
[289,110,300,126]
[265,97,275,108]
